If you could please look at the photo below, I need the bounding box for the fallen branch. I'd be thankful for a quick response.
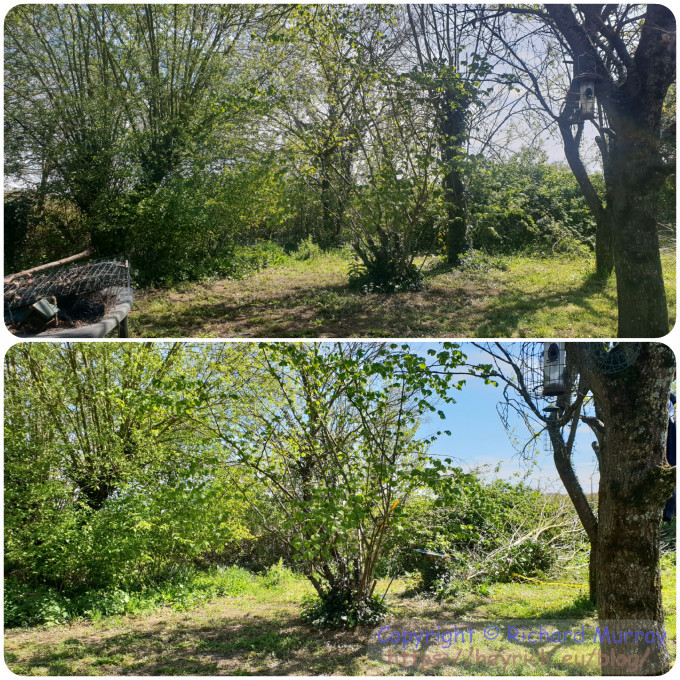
[4,249,94,284]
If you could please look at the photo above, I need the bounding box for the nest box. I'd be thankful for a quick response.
[543,342,567,397]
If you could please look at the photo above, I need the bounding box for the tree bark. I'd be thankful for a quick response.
[595,211,615,280]
[558,120,614,277]
[441,91,469,265]
[609,140,669,337]
[547,416,599,604]
[588,544,597,606]
[586,342,675,675]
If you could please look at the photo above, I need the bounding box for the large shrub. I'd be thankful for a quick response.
[92,160,284,285]
[466,149,599,255]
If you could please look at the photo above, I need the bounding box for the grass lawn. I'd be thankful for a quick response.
[5,556,675,676]
[128,250,676,339]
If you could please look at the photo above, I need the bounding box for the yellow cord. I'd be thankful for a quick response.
[512,573,584,589]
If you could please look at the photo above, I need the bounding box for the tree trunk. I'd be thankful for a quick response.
[558,120,614,278]
[588,544,597,606]
[321,167,335,249]
[547,5,674,336]
[609,140,669,337]
[440,92,469,266]
[595,210,615,279]
[587,343,675,675]
[547,417,598,604]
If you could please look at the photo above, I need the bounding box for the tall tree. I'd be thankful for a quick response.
[4,342,247,509]
[5,5,128,220]
[464,342,674,675]
[404,4,496,265]
[488,5,675,336]
[4,342,259,589]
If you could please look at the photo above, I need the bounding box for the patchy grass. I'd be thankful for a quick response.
[129,250,676,338]
[5,558,675,676]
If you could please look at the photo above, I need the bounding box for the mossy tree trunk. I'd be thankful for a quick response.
[440,90,470,266]
[586,343,675,675]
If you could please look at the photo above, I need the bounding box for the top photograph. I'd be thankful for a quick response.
[3,3,675,339]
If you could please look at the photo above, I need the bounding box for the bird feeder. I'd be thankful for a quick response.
[574,53,599,121]
[543,404,561,420]
[543,342,567,397]
[578,79,596,119]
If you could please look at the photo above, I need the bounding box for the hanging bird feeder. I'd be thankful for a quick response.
[543,342,567,397]
[573,53,600,121]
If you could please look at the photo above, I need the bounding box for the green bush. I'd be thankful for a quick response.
[301,589,388,628]
[379,475,570,598]
[347,228,423,293]
[348,258,423,293]
[465,148,598,255]
[3,566,258,629]
[3,581,72,628]
[291,236,322,261]
[93,161,285,285]
[485,539,554,583]
[262,558,297,588]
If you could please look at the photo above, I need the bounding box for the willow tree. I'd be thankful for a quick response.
[4,4,129,221]
[3,342,258,590]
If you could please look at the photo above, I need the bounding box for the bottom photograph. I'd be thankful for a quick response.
[3,341,676,676]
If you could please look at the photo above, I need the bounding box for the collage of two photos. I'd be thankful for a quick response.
[2,3,677,677]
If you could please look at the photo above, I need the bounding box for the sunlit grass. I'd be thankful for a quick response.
[129,249,676,339]
[5,558,675,676]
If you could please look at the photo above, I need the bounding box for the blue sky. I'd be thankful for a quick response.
[411,342,600,493]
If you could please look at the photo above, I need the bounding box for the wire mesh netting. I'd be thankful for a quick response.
[514,342,641,403]
[514,343,552,400]
[4,258,130,311]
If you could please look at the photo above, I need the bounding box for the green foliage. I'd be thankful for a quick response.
[98,162,285,285]
[348,232,424,293]
[291,236,323,262]
[300,590,388,628]
[486,539,554,583]
[3,581,72,628]
[217,342,466,621]
[4,566,257,629]
[261,559,298,589]
[3,192,88,273]
[4,192,35,272]
[4,344,256,594]
[380,478,568,598]
[466,149,598,255]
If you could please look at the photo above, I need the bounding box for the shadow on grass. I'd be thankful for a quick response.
[535,593,597,621]
[131,260,621,339]
[475,270,615,337]
[10,613,374,676]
